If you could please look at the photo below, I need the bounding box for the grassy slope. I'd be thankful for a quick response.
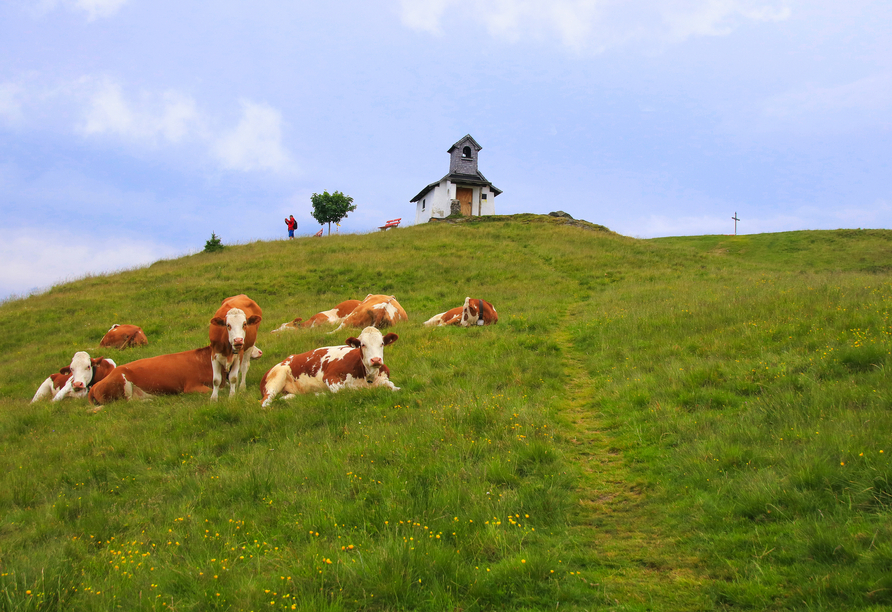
[1,216,890,611]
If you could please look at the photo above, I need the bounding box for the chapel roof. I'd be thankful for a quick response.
[410,170,502,203]
[447,134,482,153]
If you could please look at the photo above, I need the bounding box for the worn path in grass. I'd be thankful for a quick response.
[557,300,710,610]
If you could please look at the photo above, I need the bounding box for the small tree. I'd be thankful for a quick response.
[204,232,224,253]
[310,191,356,236]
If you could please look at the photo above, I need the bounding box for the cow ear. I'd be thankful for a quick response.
[383,333,398,346]
[210,316,226,326]
[345,337,361,348]
[292,317,303,324]
[248,315,263,325]
[60,366,72,375]
[91,357,104,367]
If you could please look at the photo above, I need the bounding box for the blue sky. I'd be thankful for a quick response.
[1,0,890,300]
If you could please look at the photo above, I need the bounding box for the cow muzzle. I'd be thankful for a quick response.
[365,360,382,383]
[72,381,86,390]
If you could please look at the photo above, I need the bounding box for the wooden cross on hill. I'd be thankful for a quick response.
[732,212,740,235]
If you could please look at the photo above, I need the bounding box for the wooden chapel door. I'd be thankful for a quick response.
[456,187,473,216]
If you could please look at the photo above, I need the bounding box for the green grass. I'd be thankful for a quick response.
[1,215,891,610]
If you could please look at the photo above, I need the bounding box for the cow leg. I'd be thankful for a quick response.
[52,379,77,401]
[237,351,251,391]
[375,377,400,391]
[183,382,213,394]
[211,357,224,401]
[31,378,56,403]
[121,378,142,400]
[227,356,240,397]
[123,377,134,400]
[260,364,290,408]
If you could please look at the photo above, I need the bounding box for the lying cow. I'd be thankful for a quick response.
[423,306,463,327]
[332,294,408,332]
[88,345,263,407]
[31,351,117,402]
[271,299,361,332]
[424,297,499,327]
[210,294,263,400]
[100,324,149,349]
[260,326,399,407]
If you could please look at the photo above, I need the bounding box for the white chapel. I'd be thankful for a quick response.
[411,135,502,224]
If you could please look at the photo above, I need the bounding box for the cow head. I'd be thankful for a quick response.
[460,297,484,327]
[91,356,117,385]
[211,308,262,348]
[271,317,302,333]
[67,351,95,392]
[346,326,398,382]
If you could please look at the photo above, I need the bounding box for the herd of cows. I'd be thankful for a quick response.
[30,294,498,410]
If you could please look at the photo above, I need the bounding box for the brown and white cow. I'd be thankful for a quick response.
[425,297,499,327]
[87,345,263,407]
[271,299,361,332]
[423,306,463,327]
[332,294,408,332]
[260,326,399,407]
[31,351,117,403]
[459,297,498,326]
[209,295,263,400]
[100,324,149,349]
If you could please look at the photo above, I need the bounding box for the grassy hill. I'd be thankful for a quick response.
[1,216,890,611]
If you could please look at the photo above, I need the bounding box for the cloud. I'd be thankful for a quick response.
[397,0,792,52]
[75,79,297,174]
[0,227,179,302]
[2,76,300,175]
[660,0,791,42]
[397,0,453,34]
[79,79,202,144]
[73,0,128,20]
[212,101,297,174]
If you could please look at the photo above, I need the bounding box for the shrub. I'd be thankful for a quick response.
[204,232,224,253]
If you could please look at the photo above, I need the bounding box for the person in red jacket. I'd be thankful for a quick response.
[285,215,297,239]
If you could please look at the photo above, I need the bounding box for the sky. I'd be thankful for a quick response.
[1,0,890,300]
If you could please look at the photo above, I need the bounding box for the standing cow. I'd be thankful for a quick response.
[100,324,149,349]
[209,295,263,400]
[31,352,117,402]
[260,326,399,407]
[332,294,408,332]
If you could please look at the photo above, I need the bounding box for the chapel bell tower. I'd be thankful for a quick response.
[448,135,482,175]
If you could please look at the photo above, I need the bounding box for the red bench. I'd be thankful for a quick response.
[379,218,401,230]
